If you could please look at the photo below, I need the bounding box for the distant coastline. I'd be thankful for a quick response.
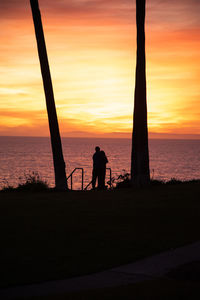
[0,133,200,140]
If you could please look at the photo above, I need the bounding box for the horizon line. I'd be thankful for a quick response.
[0,134,200,140]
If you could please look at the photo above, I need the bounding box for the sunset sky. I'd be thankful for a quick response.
[0,0,199,138]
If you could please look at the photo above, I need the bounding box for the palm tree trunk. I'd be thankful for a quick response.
[131,0,150,186]
[30,0,68,190]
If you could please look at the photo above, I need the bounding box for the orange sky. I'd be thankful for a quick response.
[0,0,200,138]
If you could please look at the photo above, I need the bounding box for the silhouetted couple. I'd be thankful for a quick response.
[92,146,108,190]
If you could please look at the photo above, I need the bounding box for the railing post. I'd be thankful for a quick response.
[82,169,84,191]
[67,168,84,190]
[106,168,112,189]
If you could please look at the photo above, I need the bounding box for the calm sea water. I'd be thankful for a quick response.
[0,136,200,189]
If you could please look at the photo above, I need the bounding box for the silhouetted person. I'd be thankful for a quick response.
[99,150,108,189]
[92,146,101,189]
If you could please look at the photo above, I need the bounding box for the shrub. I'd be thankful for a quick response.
[1,172,49,192]
[112,170,131,189]
[150,179,165,186]
[17,172,49,191]
[166,178,183,185]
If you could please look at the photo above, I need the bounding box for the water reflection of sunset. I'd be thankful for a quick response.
[0,0,199,138]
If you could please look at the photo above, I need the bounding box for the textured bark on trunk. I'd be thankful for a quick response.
[30,0,67,190]
[131,0,150,186]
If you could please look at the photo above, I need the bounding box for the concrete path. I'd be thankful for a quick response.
[1,241,200,299]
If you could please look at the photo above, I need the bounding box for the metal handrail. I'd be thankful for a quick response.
[84,180,92,191]
[67,167,112,191]
[106,168,112,189]
[67,168,84,190]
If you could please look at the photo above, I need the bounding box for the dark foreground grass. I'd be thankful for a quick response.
[27,278,200,300]
[0,182,200,288]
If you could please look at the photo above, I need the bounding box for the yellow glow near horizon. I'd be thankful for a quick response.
[0,1,200,138]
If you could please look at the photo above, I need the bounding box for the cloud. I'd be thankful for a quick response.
[42,0,200,30]
[1,0,199,28]
[148,0,200,29]
[0,108,47,120]
[0,0,133,23]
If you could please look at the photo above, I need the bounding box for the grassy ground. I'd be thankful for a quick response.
[0,182,200,288]
[27,278,200,300]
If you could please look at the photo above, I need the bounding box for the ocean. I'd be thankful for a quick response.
[0,136,200,190]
